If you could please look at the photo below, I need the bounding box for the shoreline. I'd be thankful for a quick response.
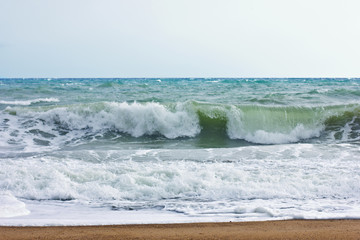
[1,219,360,240]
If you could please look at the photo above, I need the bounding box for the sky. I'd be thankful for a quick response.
[1,0,360,78]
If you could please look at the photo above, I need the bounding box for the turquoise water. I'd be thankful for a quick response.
[2,78,360,106]
[0,78,360,224]
[1,78,360,151]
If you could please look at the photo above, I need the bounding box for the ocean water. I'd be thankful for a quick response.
[0,78,360,225]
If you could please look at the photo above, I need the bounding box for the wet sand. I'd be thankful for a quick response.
[1,220,360,240]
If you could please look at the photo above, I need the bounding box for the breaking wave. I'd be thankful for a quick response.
[1,101,360,151]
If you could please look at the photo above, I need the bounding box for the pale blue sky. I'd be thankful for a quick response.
[1,0,360,78]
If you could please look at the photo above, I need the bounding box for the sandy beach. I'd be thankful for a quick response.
[1,220,360,240]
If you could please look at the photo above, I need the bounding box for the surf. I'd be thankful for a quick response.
[1,101,359,154]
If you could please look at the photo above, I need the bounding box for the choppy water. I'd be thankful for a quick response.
[0,78,360,225]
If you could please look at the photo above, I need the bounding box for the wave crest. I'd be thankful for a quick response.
[37,101,200,139]
[0,98,59,106]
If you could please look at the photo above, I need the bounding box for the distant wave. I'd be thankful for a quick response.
[0,98,59,106]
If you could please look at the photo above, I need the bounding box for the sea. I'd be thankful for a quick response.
[0,78,360,226]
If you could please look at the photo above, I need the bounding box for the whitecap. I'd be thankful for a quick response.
[0,98,59,106]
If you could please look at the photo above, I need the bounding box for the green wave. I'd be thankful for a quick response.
[4,101,360,145]
[191,101,360,143]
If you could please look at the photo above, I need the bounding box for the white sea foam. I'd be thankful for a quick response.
[226,106,323,144]
[0,192,30,218]
[1,143,360,225]
[243,124,323,144]
[0,98,59,106]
